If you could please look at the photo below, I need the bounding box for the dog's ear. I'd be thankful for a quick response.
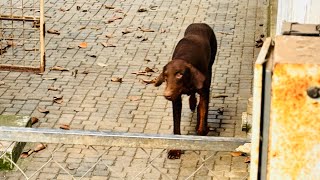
[154,65,166,87]
[189,66,206,89]
[154,72,164,86]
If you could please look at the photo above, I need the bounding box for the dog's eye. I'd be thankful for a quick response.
[175,72,183,79]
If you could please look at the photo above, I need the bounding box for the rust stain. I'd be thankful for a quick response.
[269,64,320,179]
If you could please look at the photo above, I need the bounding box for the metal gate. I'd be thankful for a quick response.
[0,0,45,73]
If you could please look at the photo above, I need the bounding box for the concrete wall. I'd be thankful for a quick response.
[276,0,320,35]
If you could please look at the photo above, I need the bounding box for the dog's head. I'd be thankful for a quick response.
[155,59,205,101]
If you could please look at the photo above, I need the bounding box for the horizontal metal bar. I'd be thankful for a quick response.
[0,15,40,21]
[0,127,250,151]
[0,65,40,73]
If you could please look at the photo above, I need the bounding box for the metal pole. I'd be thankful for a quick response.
[0,127,250,151]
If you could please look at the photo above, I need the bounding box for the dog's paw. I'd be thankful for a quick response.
[167,149,182,159]
[196,126,209,136]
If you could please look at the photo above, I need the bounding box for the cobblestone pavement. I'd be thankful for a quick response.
[0,0,267,179]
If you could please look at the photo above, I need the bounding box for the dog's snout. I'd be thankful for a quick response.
[164,90,173,100]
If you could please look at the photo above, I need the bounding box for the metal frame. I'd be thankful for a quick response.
[0,0,45,73]
[0,127,250,151]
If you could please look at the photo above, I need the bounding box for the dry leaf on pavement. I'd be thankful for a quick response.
[145,67,157,72]
[34,143,47,152]
[122,29,133,35]
[42,77,57,81]
[105,5,115,9]
[47,29,61,35]
[53,96,63,104]
[111,77,123,83]
[101,42,116,47]
[31,117,39,125]
[97,62,108,67]
[137,8,148,12]
[48,86,60,91]
[138,27,155,32]
[20,149,34,158]
[38,107,49,113]
[244,156,250,163]
[78,42,88,48]
[60,124,70,130]
[141,78,156,84]
[50,66,69,71]
[128,96,140,101]
[105,34,113,38]
[231,151,245,157]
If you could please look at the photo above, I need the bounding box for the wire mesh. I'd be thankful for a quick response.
[0,0,44,72]
[0,140,250,179]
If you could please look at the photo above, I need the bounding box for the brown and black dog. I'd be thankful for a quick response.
[155,23,217,159]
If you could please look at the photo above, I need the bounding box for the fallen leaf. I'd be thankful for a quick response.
[106,16,123,23]
[78,42,88,48]
[88,54,97,58]
[32,21,40,28]
[137,7,148,12]
[24,48,39,51]
[7,40,17,46]
[76,6,81,11]
[38,107,49,113]
[82,9,88,12]
[105,34,113,38]
[212,94,228,98]
[141,78,156,84]
[128,96,140,101]
[122,29,133,35]
[81,70,89,74]
[78,26,86,30]
[97,62,108,67]
[149,5,158,10]
[217,107,224,114]
[60,124,70,130]
[138,27,154,32]
[67,46,75,49]
[141,37,148,41]
[131,71,152,76]
[90,26,100,30]
[160,28,167,33]
[53,96,63,104]
[144,59,151,62]
[47,29,61,35]
[111,77,123,83]
[72,69,78,78]
[136,35,143,39]
[115,9,124,13]
[105,5,115,9]
[34,143,47,152]
[42,77,57,80]
[59,7,66,12]
[20,149,34,158]
[244,156,250,163]
[145,67,156,72]
[50,66,69,71]
[48,86,59,91]
[231,151,245,157]
[101,42,116,47]
[31,117,39,125]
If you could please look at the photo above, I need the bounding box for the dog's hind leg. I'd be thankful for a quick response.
[189,93,197,112]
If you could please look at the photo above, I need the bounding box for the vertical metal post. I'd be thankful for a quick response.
[39,0,45,72]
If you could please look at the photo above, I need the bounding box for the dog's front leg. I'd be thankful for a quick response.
[196,89,210,136]
[168,96,182,159]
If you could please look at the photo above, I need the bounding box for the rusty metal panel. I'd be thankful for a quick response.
[268,36,320,179]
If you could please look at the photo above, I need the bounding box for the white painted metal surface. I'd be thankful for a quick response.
[276,0,320,35]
